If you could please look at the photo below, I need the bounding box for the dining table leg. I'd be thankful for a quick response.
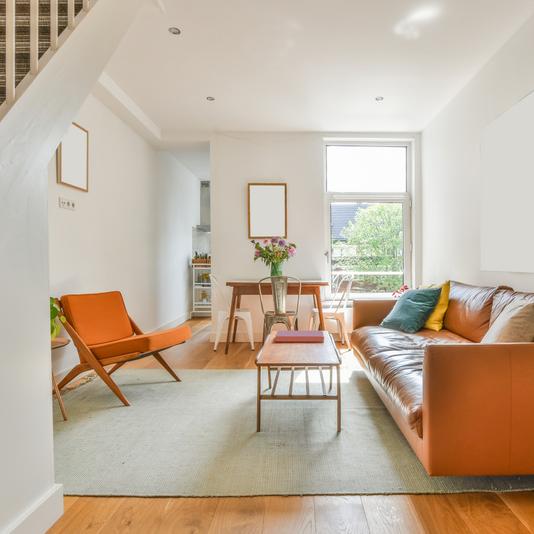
[336,365,341,433]
[315,287,325,330]
[232,295,241,342]
[225,289,238,354]
[256,365,262,432]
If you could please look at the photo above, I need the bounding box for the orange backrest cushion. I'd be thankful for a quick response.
[443,281,497,342]
[61,291,134,346]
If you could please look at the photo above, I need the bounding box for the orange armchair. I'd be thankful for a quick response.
[57,291,191,406]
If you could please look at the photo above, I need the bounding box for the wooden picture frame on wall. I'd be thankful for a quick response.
[248,182,287,239]
[56,122,89,192]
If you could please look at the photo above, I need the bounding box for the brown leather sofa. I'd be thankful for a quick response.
[350,281,534,476]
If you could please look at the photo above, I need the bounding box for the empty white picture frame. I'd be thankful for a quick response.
[248,183,287,239]
[481,89,534,273]
[56,122,89,192]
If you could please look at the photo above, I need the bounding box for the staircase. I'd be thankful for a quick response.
[0,0,94,117]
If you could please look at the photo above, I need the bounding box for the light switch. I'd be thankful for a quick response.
[58,197,76,211]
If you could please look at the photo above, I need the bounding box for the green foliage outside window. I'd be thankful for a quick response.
[332,203,404,293]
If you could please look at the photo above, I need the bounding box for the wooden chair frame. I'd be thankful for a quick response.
[57,302,182,407]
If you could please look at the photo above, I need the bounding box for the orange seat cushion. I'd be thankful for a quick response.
[61,291,134,345]
[89,324,192,359]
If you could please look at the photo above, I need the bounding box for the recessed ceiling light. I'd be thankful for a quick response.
[375,96,384,102]
[168,27,181,35]
[206,96,215,102]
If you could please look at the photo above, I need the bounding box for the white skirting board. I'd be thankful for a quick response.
[156,312,192,332]
[209,331,264,343]
[5,484,63,534]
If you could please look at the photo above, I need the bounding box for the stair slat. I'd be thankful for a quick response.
[67,0,73,28]
[50,0,57,49]
[30,0,38,73]
[5,0,15,103]
[0,0,88,107]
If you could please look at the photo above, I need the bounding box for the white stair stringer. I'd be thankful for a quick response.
[0,2,149,533]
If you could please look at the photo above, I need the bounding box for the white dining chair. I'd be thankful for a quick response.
[211,275,254,351]
[308,274,353,346]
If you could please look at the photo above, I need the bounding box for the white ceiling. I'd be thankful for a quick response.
[105,0,534,135]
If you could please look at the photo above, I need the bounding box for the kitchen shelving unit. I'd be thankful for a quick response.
[192,263,211,317]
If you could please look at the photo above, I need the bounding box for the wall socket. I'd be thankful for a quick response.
[58,197,76,211]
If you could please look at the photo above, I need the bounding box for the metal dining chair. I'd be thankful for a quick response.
[258,276,302,342]
[308,274,354,346]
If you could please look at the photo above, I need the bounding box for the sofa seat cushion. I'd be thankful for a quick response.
[417,329,472,343]
[351,326,471,438]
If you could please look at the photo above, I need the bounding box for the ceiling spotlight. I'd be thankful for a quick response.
[168,27,181,35]
[375,96,384,102]
[206,96,215,102]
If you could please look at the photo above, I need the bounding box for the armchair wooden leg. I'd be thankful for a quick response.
[52,373,68,421]
[154,352,181,382]
[92,361,130,406]
[57,364,87,390]
[108,361,126,375]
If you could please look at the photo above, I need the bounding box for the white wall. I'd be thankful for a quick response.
[211,133,326,339]
[155,152,200,327]
[0,1,147,532]
[49,94,200,377]
[422,15,534,291]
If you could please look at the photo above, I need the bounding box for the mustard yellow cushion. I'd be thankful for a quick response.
[423,280,450,331]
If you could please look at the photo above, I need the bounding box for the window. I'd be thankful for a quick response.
[326,145,407,193]
[326,143,412,295]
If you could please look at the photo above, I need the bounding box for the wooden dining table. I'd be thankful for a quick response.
[224,280,329,354]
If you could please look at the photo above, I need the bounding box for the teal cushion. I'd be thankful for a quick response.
[381,288,442,333]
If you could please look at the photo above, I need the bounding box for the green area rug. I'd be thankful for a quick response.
[54,368,534,496]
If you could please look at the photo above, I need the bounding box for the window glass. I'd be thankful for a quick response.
[326,145,407,192]
[330,202,404,294]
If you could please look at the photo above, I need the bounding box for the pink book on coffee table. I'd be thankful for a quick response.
[273,331,325,343]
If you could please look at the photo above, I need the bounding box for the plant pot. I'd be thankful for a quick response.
[271,275,288,314]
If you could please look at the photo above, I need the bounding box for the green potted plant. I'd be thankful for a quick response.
[50,298,62,339]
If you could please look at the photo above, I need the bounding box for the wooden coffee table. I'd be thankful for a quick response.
[255,332,342,432]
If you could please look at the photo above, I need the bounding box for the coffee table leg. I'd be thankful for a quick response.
[257,366,261,432]
[336,365,341,433]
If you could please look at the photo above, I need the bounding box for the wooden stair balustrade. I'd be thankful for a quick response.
[0,0,90,116]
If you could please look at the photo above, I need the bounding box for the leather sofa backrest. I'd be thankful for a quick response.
[490,288,534,326]
[489,287,515,326]
[443,281,497,342]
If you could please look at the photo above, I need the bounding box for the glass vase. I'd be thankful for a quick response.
[270,263,283,277]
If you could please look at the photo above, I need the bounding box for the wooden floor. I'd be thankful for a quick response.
[49,319,534,533]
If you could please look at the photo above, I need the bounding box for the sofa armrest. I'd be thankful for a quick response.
[422,343,534,475]
[352,299,395,330]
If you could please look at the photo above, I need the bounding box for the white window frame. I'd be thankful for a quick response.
[323,139,415,296]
